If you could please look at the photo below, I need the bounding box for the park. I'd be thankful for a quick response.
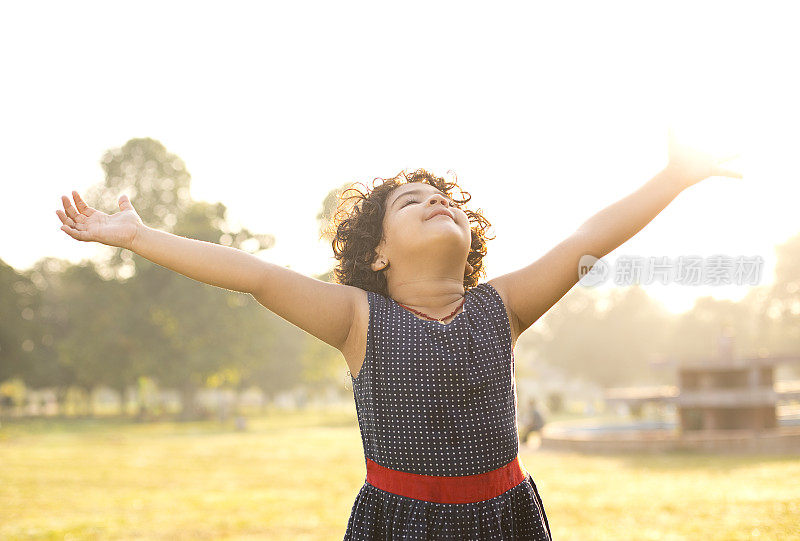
[4,1,800,539]
[2,408,798,540]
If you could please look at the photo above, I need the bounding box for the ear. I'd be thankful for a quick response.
[371,257,387,272]
[371,243,388,272]
[465,261,474,275]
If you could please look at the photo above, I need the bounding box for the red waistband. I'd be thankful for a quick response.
[365,456,528,504]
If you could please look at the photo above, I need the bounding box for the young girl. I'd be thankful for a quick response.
[56,130,741,539]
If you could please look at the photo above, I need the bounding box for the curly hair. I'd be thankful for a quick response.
[326,168,495,297]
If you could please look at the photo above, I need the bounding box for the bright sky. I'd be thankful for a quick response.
[2,1,798,313]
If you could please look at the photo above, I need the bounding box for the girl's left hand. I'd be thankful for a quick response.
[664,126,743,190]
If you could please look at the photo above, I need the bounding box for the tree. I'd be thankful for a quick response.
[83,138,274,280]
[518,284,673,388]
[316,181,352,244]
[19,258,84,414]
[126,199,280,421]
[0,259,34,383]
[764,233,800,359]
[79,138,279,419]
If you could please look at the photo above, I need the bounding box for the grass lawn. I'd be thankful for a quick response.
[1,409,798,540]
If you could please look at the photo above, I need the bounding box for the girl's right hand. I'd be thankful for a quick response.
[56,191,144,250]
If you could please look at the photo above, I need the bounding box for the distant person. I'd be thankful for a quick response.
[56,130,739,540]
[519,398,546,443]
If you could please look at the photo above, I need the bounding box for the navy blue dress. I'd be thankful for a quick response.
[345,282,552,540]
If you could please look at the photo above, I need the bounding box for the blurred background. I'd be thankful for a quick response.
[1,1,799,539]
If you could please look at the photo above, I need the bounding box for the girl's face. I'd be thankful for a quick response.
[372,182,472,271]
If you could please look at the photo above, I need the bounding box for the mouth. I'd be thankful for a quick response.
[426,209,454,221]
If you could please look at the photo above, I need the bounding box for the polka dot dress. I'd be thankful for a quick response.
[344,282,552,540]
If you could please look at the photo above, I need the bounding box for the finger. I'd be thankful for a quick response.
[716,151,742,163]
[72,191,92,215]
[667,125,677,153]
[713,166,743,179]
[55,209,75,227]
[56,209,89,231]
[60,224,90,241]
[118,193,134,211]
[61,195,80,221]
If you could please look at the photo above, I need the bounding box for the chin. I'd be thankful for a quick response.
[409,231,468,253]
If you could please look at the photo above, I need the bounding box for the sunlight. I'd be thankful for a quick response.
[663,75,798,185]
[666,110,748,175]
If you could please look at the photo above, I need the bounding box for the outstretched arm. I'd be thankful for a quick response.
[488,128,743,341]
[56,192,359,351]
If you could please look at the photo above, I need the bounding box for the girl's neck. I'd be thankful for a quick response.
[387,277,466,315]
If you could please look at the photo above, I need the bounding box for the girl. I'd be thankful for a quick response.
[56,129,741,539]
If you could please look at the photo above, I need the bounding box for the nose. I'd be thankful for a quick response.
[428,193,449,206]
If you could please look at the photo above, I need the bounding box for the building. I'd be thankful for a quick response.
[539,333,800,453]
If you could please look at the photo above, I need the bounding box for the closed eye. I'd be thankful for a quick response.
[402,198,459,208]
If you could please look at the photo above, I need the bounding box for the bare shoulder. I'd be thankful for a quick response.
[340,285,370,379]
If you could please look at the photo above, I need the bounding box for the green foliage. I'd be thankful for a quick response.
[0,378,26,408]
[762,233,800,361]
[93,138,193,232]
[518,258,800,388]
[5,137,800,416]
[0,260,34,382]
[521,285,673,387]
[0,136,327,418]
[316,181,351,242]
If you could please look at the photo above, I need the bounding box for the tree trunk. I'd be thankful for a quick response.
[56,386,68,418]
[178,383,199,422]
[260,389,272,414]
[85,386,95,418]
[117,385,128,417]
